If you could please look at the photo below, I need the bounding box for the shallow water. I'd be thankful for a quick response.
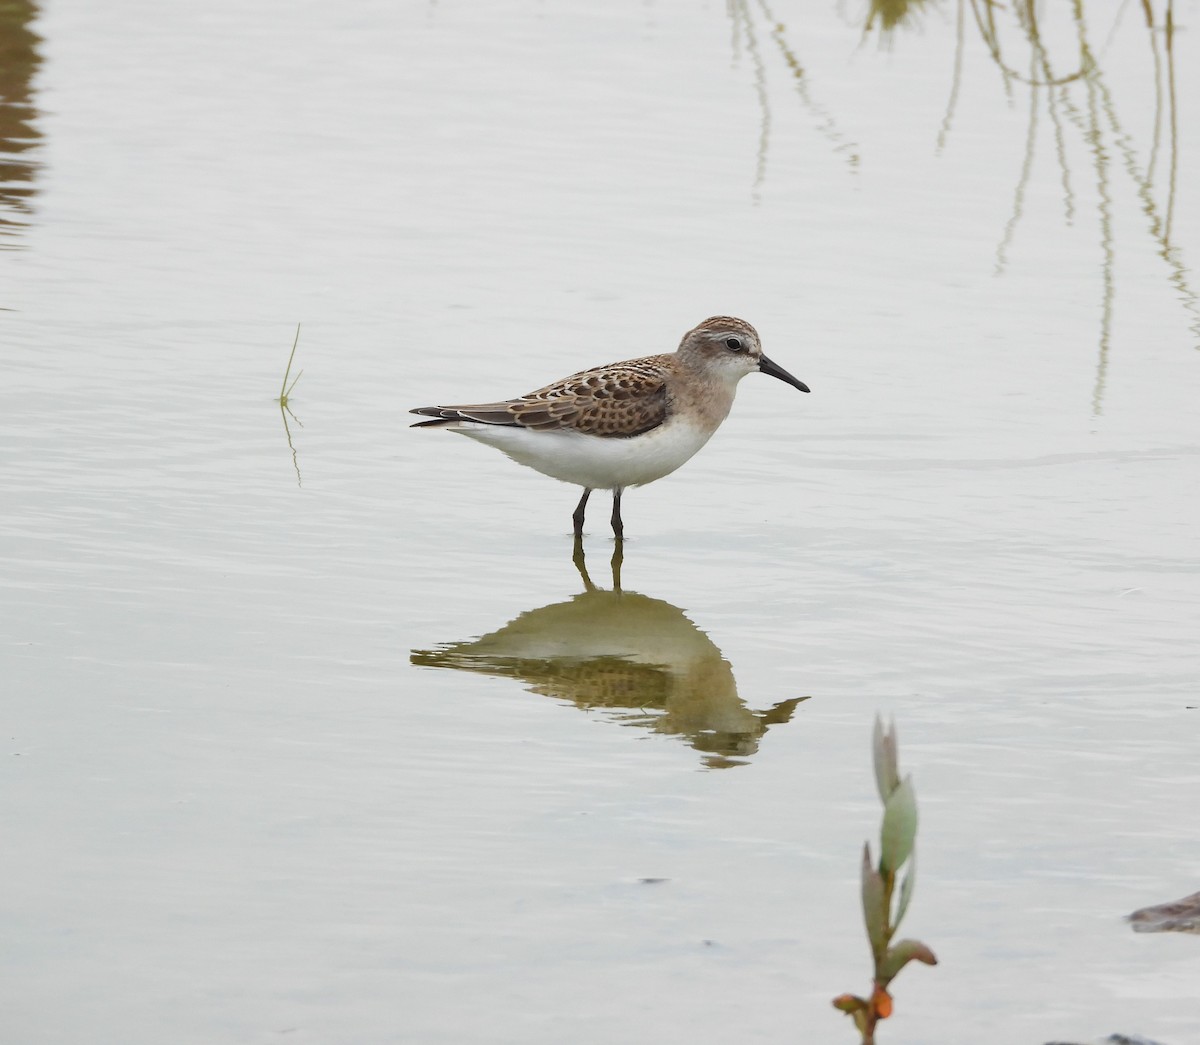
[3,2,1199,1043]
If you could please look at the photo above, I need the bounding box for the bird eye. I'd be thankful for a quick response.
[725,337,743,352]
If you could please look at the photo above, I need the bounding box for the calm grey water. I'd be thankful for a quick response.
[3,2,1199,1043]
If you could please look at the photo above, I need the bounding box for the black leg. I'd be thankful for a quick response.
[572,488,591,538]
[610,488,624,541]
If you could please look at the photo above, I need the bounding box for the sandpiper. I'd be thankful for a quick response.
[410,316,810,538]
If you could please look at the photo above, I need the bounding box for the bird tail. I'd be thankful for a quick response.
[409,405,520,429]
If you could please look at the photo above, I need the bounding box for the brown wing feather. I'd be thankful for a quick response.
[411,355,673,438]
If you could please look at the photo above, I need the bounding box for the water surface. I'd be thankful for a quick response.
[2,2,1199,1043]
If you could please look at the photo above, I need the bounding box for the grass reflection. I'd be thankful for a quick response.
[411,541,806,768]
[279,399,303,488]
[727,0,861,195]
[733,1,1198,405]
[866,0,1199,409]
[0,0,41,247]
[862,0,933,38]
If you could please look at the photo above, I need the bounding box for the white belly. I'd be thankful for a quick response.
[451,417,717,491]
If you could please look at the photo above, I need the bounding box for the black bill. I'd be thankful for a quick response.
[759,354,810,393]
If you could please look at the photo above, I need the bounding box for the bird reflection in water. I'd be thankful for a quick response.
[411,541,805,768]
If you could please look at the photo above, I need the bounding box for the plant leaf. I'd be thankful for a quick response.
[880,776,918,873]
[861,842,886,953]
[872,715,900,803]
[878,938,939,980]
[894,849,916,929]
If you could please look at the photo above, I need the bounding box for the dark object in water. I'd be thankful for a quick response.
[1127,889,1200,934]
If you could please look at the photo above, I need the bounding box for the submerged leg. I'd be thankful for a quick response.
[610,488,624,541]
[572,488,592,538]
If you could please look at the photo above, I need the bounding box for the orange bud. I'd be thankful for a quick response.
[872,985,893,1019]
